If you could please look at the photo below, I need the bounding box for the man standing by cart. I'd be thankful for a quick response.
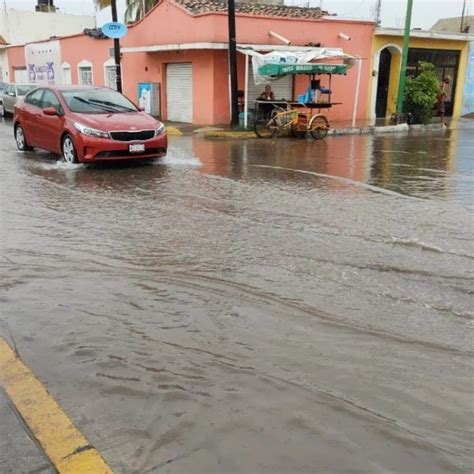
[260,85,275,118]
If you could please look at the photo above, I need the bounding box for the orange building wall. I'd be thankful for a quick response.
[122,2,219,47]
[119,1,373,123]
[7,45,26,78]
[122,1,373,53]
[60,36,113,86]
[121,50,218,124]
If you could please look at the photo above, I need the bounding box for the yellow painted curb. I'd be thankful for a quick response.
[203,131,257,139]
[0,338,114,473]
[166,126,183,136]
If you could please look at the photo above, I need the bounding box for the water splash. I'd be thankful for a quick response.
[34,159,84,170]
[54,160,85,170]
[159,149,202,168]
[388,237,445,254]
[388,237,474,259]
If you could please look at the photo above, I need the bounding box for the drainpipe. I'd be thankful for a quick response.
[352,56,362,128]
[395,0,413,115]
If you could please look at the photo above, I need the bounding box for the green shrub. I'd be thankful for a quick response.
[403,62,441,124]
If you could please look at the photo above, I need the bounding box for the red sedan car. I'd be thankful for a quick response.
[13,86,167,163]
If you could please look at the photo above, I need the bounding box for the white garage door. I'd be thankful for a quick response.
[166,63,193,123]
[14,68,28,84]
[248,63,294,104]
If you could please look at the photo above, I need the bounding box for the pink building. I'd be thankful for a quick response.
[7,0,374,125]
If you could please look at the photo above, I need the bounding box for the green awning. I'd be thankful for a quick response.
[258,63,348,76]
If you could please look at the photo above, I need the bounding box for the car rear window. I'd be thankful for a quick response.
[61,89,137,114]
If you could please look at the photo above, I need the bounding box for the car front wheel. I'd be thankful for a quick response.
[15,124,32,151]
[62,135,78,164]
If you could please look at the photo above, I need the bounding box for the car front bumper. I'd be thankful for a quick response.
[76,133,168,162]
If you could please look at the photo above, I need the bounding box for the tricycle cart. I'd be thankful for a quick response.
[253,63,347,139]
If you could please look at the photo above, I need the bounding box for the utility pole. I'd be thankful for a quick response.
[228,0,239,127]
[110,0,123,93]
[374,0,382,26]
[395,0,413,115]
[460,0,467,32]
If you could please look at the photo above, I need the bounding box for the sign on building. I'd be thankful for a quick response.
[25,41,61,85]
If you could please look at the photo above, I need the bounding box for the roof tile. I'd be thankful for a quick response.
[174,0,332,19]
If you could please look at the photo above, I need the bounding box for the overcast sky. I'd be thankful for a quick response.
[5,0,474,29]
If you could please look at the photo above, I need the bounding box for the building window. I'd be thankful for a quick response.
[61,62,72,85]
[105,65,117,90]
[79,67,93,85]
[78,60,93,86]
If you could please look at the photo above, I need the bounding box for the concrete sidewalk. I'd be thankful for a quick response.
[0,388,54,474]
[164,117,474,140]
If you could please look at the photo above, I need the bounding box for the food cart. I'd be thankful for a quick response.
[254,63,348,139]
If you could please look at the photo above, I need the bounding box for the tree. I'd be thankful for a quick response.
[125,0,159,22]
[94,0,159,22]
[403,62,441,125]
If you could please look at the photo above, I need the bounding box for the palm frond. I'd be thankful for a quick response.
[125,0,159,22]
[94,0,112,10]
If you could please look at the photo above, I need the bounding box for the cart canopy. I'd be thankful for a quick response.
[237,48,354,85]
[258,63,347,76]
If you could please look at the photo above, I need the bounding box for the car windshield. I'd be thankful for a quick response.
[17,85,36,96]
[61,89,138,114]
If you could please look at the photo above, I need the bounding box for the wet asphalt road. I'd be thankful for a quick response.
[1,119,473,473]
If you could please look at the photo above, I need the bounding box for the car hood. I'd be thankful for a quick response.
[70,112,161,132]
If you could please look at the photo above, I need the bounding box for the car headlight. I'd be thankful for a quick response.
[155,123,166,136]
[74,122,110,139]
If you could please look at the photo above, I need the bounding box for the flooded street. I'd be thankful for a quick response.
[1,120,473,473]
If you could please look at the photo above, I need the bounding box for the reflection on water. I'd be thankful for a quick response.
[19,129,472,206]
[193,129,472,206]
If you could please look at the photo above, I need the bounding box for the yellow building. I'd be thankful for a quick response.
[369,28,474,122]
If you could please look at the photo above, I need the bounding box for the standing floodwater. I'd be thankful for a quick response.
[1,120,473,473]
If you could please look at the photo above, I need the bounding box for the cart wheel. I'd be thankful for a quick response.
[254,115,278,139]
[309,115,329,140]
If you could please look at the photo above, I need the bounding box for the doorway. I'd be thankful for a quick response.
[166,63,193,123]
[376,48,392,118]
[407,48,460,117]
[13,68,28,84]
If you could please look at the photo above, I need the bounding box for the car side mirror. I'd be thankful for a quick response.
[43,107,58,116]
[9,92,16,97]
[138,106,145,112]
